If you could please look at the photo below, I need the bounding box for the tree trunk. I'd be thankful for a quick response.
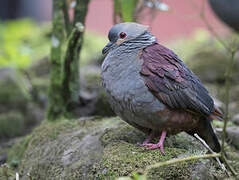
[47,0,90,121]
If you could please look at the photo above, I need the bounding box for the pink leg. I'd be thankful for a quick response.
[144,131,167,155]
[138,132,154,146]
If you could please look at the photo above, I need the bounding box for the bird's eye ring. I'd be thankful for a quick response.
[119,32,127,39]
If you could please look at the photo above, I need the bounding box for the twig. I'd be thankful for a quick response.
[200,16,230,52]
[145,153,220,176]
[220,50,238,177]
[194,133,229,176]
[221,50,237,154]
[16,172,19,180]
[221,154,238,177]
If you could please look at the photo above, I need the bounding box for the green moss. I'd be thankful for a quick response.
[5,117,239,179]
[7,135,32,168]
[92,121,196,179]
[100,121,145,146]
[147,161,192,180]
[93,142,186,179]
[0,112,25,139]
[27,119,79,145]
[10,117,117,179]
[6,119,80,168]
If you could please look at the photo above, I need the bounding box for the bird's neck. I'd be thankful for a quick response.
[104,32,156,65]
[125,31,157,48]
[135,31,157,44]
[113,32,156,54]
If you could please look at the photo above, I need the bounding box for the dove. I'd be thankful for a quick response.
[101,22,222,154]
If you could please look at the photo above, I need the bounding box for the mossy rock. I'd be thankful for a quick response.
[187,49,239,84]
[79,66,115,117]
[0,68,30,112]
[0,68,44,139]
[5,117,238,179]
[0,112,25,140]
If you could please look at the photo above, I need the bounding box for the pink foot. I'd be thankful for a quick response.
[137,132,153,146]
[144,143,165,155]
[143,131,167,155]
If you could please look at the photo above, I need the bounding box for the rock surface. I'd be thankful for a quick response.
[226,126,239,149]
[187,44,239,84]
[2,117,238,179]
[0,68,44,140]
[232,114,239,125]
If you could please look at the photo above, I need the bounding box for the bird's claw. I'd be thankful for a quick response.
[142,143,165,155]
[137,142,145,147]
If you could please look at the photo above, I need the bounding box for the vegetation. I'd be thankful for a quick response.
[0,19,50,68]
[113,0,169,23]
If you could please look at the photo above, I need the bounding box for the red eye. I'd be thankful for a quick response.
[119,32,127,39]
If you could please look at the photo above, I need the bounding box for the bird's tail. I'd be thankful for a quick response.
[209,106,224,121]
[187,117,221,153]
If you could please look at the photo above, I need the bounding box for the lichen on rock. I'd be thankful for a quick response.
[3,117,239,179]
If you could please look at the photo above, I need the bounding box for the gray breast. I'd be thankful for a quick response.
[101,48,166,130]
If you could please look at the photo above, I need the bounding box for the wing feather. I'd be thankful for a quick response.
[140,43,214,116]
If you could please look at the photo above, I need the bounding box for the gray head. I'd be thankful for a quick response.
[102,22,154,54]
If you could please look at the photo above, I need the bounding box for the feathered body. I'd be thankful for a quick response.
[101,23,222,153]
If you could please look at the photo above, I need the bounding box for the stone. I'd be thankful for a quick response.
[226,126,239,149]
[0,67,44,139]
[188,49,239,84]
[232,114,239,125]
[5,117,237,179]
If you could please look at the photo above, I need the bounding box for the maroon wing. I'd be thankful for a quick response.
[140,43,214,116]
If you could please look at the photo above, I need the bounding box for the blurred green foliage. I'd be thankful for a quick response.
[167,29,225,63]
[0,19,50,68]
[0,19,106,68]
[80,31,107,65]
[114,0,138,22]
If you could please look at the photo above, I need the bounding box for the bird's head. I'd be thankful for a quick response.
[102,22,153,54]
